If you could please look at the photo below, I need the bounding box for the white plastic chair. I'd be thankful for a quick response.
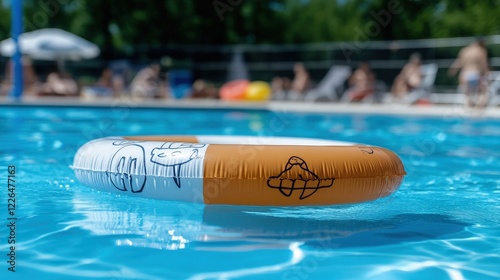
[304,65,351,102]
[487,71,500,106]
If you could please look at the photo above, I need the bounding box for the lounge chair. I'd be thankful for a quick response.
[487,71,500,106]
[304,65,351,102]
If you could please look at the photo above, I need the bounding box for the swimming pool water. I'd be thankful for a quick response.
[0,105,499,280]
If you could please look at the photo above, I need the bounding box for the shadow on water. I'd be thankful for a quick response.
[68,192,471,251]
[200,205,470,250]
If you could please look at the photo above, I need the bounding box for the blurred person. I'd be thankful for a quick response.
[391,53,423,100]
[2,58,14,95]
[39,71,79,96]
[1,56,40,96]
[270,76,291,100]
[21,56,39,96]
[190,79,218,99]
[343,61,376,102]
[448,38,490,107]
[94,67,125,97]
[96,68,114,89]
[130,64,162,98]
[288,62,311,100]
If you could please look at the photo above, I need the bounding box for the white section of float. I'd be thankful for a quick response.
[72,137,208,203]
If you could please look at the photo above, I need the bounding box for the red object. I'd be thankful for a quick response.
[220,80,249,100]
[416,98,432,105]
[349,89,374,101]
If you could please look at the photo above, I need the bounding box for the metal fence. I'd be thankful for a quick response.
[1,35,499,92]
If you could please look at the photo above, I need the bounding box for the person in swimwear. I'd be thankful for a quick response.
[287,62,311,100]
[391,53,423,101]
[449,38,490,107]
[344,61,376,102]
[130,64,162,98]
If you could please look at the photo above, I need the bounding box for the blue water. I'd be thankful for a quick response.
[0,105,499,280]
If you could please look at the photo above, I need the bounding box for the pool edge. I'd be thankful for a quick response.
[1,97,499,118]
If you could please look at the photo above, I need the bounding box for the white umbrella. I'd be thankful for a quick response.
[0,28,100,64]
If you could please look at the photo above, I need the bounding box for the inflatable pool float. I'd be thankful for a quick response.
[219,80,249,100]
[72,136,405,206]
[219,80,272,101]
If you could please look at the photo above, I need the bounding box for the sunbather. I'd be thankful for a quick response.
[448,38,490,107]
[391,53,423,100]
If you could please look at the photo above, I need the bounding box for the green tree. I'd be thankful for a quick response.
[365,0,437,40]
[0,3,10,41]
[282,0,366,43]
[64,0,286,48]
[21,0,79,33]
[432,0,500,38]
[1,0,500,48]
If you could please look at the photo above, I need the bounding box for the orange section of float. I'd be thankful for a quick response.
[202,145,405,206]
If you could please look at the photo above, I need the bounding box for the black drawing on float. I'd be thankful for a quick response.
[150,142,206,188]
[106,144,147,193]
[267,156,334,200]
[359,147,374,155]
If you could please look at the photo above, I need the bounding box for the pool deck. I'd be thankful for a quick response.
[1,96,500,118]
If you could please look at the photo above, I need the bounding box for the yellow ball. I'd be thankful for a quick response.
[244,81,271,101]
